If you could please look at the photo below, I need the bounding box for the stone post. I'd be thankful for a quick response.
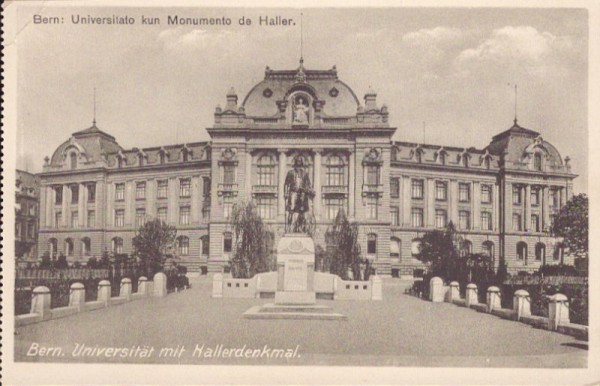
[429,277,444,302]
[548,293,570,330]
[486,286,501,313]
[31,286,51,319]
[153,272,167,297]
[465,283,478,308]
[98,280,111,307]
[212,273,223,298]
[447,281,460,303]
[137,276,149,296]
[120,278,132,300]
[513,289,531,320]
[371,275,382,301]
[69,282,86,311]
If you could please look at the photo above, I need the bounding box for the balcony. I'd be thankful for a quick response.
[362,183,383,196]
[252,185,278,194]
[322,185,348,195]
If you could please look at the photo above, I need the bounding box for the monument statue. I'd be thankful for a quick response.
[284,156,315,233]
[292,96,309,124]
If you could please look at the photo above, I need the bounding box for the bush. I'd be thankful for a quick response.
[536,264,578,277]
[54,254,69,269]
[39,253,52,269]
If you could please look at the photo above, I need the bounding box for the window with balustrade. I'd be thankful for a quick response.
[257,154,276,186]
[326,155,345,187]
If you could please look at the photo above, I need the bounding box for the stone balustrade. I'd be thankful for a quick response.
[16,272,172,327]
[426,277,587,341]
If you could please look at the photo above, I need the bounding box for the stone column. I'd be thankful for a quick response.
[40,185,47,228]
[548,293,570,330]
[45,186,53,228]
[106,183,114,227]
[513,289,531,320]
[465,283,478,307]
[313,150,322,220]
[31,286,51,319]
[524,184,531,231]
[97,280,112,307]
[348,150,355,218]
[486,286,501,313]
[505,182,513,231]
[473,181,481,230]
[542,186,550,231]
[448,281,460,303]
[492,183,499,231]
[78,183,85,228]
[153,272,167,297]
[245,150,252,199]
[61,184,68,227]
[120,278,132,300]
[277,150,287,218]
[429,277,444,302]
[137,276,149,296]
[559,187,566,208]
[69,282,86,311]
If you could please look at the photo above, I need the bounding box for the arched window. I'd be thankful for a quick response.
[460,239,472,257]
[138,153,145,166]
[81,237,91,257]
[439,151,446,165]
[325,155,345,187]
[65,238,74,257]
[391,147,399,161]
[70,152,78,170]
[411,239,422,257]
[49,238,58,258]
[390,237,401,260]
[178,236,190,256]
[535,242,546,262]
[484,156,491,169]
[223,232,232,254]
[112,237,124,254]
[462,154,469,168]
[553,243,565,264]
[534,153,542,171]
[257,154,276,186]
[200,235,209,256]
[159,150,166,164]
[482,241,495,261]
[116,155,124,168]
[517,242,528,263]
[182,148,190,162]
[367,233,377,255]
[415,149,423,164]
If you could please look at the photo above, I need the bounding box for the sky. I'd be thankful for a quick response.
[15,6,588,193]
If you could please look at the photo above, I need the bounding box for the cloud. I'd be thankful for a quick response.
[402,26,465,46]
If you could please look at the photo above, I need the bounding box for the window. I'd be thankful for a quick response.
[202,177,211,197]
[202,205,210,221]
[223,165,236,185]
[512,185,522,205]
[512,213,522,231]
[535,243,545,261]
[366,165,380,186]
[550,189,559,208]
[223,232,232,253]
[87,183,96,203]
[531,214,540,232]
[256,196,276,219]
[71,211,79,228]
[54,186,63,205]
[157,207,168,223]
[157,180,168,199]
[115,183,125,201]
[411,239,422,257]
[391,147,399,161]
[257,155,276,186]
[484,157,491,169]
[482,241,495,261]
[179,206,191,225]
[411,179,424,199]
[201,235,210,255]
[54,211,62,228]
[435,209,447,228]
[70,152,78,169]
[481,184,492,204]
[390,238,401,260]
[531,188,539,206]
[411,208,424,227]
[82,238,91,256]
[460,240,472,256]
[135,208,146,228]
[554,243,565,263]
[65,238,74,256]
[27,222,34,239]
[366,196,378,219]
[114,209,125,227]
[367,234,377,255]
[391,206,400,226]
[459,210,470,230]
[223,195,233,219]
[112,237,123,254]
[136,182,146,200]
[462,155,469,168]
[182,148,190,162]
[178,236,190,256]
[325,197,345,220]
[180,178,191,197]
[87,210,95,227]
[415,150,422,164]
[71,185,79,204]
[390,178,400,198]
[438,152,446,165]
[458,183,470,202]
[481,211,492,231]
[326,155,345,186]
[534,153,542,171]
[435,181,447,201]
[49,239,58,258]
[517,242,528,262]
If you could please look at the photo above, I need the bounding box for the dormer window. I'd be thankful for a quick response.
[70,152,78,170]
[534,153,542,171]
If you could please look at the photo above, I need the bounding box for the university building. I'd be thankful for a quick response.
[37,60,576,276]
[16,169,40,266]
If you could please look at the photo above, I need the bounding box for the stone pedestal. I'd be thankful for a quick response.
[274,234,316,305]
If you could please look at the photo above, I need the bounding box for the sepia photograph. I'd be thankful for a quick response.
[2,1,598,384]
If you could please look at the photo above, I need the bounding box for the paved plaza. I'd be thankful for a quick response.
[14,279,587,367]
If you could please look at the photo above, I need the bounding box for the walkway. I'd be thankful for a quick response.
[14,278,587,367]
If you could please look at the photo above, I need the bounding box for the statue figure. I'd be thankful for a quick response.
[292,96,309,124]
[284,157,315,233]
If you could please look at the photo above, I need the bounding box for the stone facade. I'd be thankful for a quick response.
[37,60,576,276]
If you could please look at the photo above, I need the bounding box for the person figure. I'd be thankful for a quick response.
[284,157,315,233]
[293,96,309,124]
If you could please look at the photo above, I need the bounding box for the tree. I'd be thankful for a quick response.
[229,201,274,279]
[327,210,364,280]
[551,193,588,260]
[132,218,177,276]
[417,222,461,277]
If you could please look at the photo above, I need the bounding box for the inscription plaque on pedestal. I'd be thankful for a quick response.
[274,234,316,304]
